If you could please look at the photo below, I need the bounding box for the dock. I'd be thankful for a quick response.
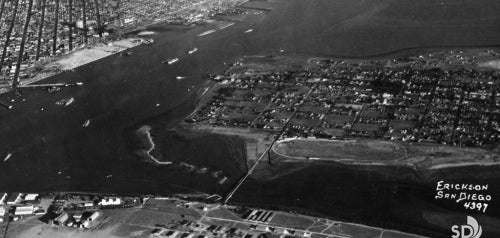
[18,82,83,88]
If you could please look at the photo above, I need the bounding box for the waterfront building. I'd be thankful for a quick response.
[6,193,23,205]
[98,197,122,206]
[24,193,39,202]
[88,211,100,221]
[14,205,34,216]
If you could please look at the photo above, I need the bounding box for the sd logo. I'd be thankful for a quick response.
[451,216,482,238]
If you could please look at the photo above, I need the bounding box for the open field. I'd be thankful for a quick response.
[273,139,406,161]
[271,138,500,170]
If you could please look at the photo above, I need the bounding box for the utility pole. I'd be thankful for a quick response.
[0,0,20,69]
[36,0,46,60]
[52,0,60,55]
[13,0,34,88]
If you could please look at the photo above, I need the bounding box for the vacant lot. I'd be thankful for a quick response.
[273,139,406,161]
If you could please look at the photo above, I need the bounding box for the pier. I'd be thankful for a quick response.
[18,82,83,88]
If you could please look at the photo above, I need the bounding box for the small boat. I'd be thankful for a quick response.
[218,23,235,30]
[244,29,254,33]
[106,174,113,178]
[142,38,155,45]
[83,119,91,128]
[4,153,12,162]
[176,76,187,80]
[64,97,75,106]
[163,58,179,65]
[198,29,216,37]
[48,86,61,93]
[218,176,228,185]
[188,48,198,54]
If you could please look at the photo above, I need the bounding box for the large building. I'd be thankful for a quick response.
[54,212,69,226]
[14,205,34,216]
[98,197,122,206]
[88,211,100,221]
[24,193,39,202]
[6,193,23,205]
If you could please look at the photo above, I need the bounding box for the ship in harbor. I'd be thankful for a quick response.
[3,153,11,162]
[198,29,216,37]
[82,120,91,128]
[163,58,179,65]
[218,23,235,30]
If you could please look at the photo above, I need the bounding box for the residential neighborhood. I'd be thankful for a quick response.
[188,51,500,148]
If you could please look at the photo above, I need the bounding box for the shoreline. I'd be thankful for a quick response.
[0,38,142,95]
[0,0,252,95]
[271,138,500,171]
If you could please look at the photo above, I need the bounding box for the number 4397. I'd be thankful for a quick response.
[464,202,488,213]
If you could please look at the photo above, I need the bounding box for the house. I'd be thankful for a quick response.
[14,205,34,216]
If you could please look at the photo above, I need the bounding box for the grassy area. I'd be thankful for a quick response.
[268,213,315,229]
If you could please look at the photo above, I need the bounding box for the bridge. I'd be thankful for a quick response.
[223,85,317,204]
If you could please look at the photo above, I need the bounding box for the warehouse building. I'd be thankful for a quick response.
[14,205,34,216]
